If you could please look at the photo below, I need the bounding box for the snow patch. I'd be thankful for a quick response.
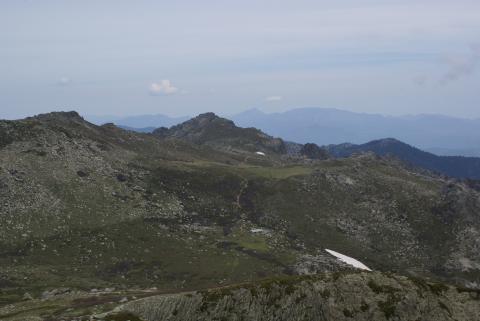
[251,228,268,234]
[325,249,372,271]
[255,151,266,156]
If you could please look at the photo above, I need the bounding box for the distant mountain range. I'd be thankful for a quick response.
[232,108,480,157]
[86,108,480,157]
[87,113,189,130]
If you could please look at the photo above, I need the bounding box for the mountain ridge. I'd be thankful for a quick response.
[84,107,480,157]
[327,138,480,179]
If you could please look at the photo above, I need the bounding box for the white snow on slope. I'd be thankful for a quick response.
[255,151,266,156]
[325,249,372,271]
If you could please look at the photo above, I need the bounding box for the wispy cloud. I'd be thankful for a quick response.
[440,44,480,85]
[149,80,179,95]
[265,95,282,102]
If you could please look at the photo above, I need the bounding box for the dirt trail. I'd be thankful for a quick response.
[236,178,249,209]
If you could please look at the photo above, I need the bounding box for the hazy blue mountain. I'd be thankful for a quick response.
[231,108,480,157]
[327,138,480,179]
[86,113,189,129]
[118,125,156,133]
[425,147,480,158]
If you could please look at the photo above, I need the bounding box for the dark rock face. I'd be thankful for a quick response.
[300,143,329,160]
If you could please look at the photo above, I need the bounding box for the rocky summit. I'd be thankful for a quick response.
[152,112,289,155]
[1,112,480,320]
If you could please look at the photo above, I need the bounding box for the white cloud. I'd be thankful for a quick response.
[265,95,283,102]
[149,80,179,95]
[440,44,480,85]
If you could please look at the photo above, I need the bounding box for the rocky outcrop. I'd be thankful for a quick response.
[111,272,480,321]
[152,112,287,154]
[300,143,329,160]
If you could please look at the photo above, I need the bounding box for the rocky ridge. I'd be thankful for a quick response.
[110,272,480,321]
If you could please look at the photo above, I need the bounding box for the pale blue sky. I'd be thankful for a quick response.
[1,0,479,119]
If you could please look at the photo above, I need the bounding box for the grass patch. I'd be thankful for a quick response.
[240,165,313,179]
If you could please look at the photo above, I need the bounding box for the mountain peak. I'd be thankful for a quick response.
[196,112,219,120]
[153,112,286,154]
[161,113,237,140]
[31,111,84,122]
[194,112,234,123]
[369,138,404,147]
[34,110,83,119]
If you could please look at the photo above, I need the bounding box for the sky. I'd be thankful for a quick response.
[1,0,480,119]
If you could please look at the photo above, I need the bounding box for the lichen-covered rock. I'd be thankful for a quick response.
[115,272,480,321]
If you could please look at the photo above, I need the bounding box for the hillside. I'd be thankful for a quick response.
[1,111,480,319]
[327,138,480,179]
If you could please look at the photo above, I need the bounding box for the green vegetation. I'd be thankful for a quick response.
[239,165,313,179]
[378,295,397,319]
[367,280,399,295]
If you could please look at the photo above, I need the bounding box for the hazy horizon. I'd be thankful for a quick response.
[2,0,480,120]
[3,106,480,122]
[87,107,480,121]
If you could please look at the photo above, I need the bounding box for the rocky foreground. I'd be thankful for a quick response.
[106,272,480,321]
[2,271,479,321]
